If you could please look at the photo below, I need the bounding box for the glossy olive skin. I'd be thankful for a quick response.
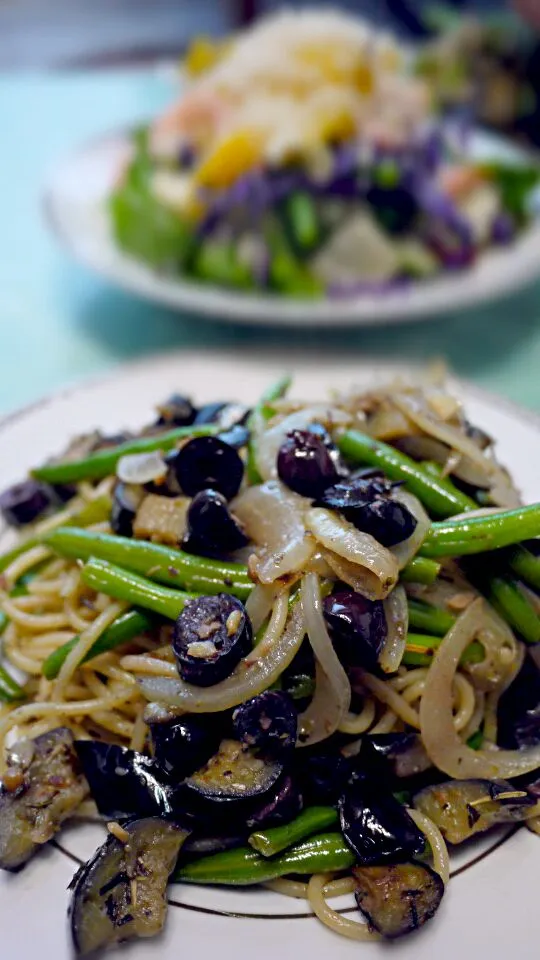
[0,479,52,527]
[366,734,432,780]
[194,403,249,428]
[155,393,196,427]
[110,482,143,538]
[170,436,244,500]
[277,427,340,498]
[75,741,180,820]
[173,594,252,687]
[339,778,426,866]
[149,715,220,781]
[232,691,298,755]
[246,774,303,829]
[298,747,356,805]
[316,474,416,546]
[497,651,540,749]
[323,590,387,670]
[183,489,249,559]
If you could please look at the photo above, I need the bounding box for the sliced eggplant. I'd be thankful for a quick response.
[413,778,536,844]
[339,778,426,865]
[367,734,432,779]
[298,747,355,805]
[498,651,540,749]
[179,738,283,821]
[69,817,189,955]
[0,727,88,870]
[149,715,221,781]
[75,741,180,820]
[246,774,303,829]
[352,860,444,939]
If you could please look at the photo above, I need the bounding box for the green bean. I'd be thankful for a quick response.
[194,243,254,289]
[285,191,321,253]
[44,527,252,600]
[467,729,484,750]
[402,632,485,668]
[249,807,339,857]
[41,609,154,680]
[0,495,112,574]
[421,505,540,558]
[407,599,455,636]
[0,664,25,704]
[421,461,477,508]
[337,431,474,517]
[31,425,219,485]
[81,558,196,620]
[400,556,441,585]
[173,833,355,885]
[486,575,540,645]
[246,375,292,485]
[508,544,540,592]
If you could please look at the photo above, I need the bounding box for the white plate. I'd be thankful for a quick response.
[43,129,540,327]
[1,350,540,960]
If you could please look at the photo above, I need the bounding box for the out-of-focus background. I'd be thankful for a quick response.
[1,0,540,413]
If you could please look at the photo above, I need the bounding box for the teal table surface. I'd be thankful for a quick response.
[2,69,540,417]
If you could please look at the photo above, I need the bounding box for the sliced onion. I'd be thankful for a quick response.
[465,602,522,693]
[245,583,283,633]
[420,598,540,779]
[390,489,430,569]
[321,549,383,601]
[305,508,398,601]
[297,573,351,746]
[117,451,167,485]
[254,406,350,481]
[138,594,304,712]
[233,480,315,585]
[365,404,414,442]
[380,585,408,674]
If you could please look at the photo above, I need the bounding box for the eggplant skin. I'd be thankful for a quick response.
[69,818,189,956]
[352,861,444,939]
[0,727,88,871]
[413,778,536,844]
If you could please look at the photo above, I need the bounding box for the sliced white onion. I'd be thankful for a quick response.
[297,573,351,746]
[305,508,398,600]
[138,595,304,712]
[419,598,540,779]
[380,585,408,674]
[254,406,350,482]
[233,480,314,585]
[322,549,385,601]
[117,451,167,485]
[465,602,521,693]
[390,489,430,569]
[245,583,283,633]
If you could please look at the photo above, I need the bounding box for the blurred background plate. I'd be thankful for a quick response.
[43,126,540,328]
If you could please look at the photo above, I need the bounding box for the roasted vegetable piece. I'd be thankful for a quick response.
[298,747,355,805]
[0,479,52,527]
[277,427,340,498]
[111,482,145,538]
[413,778,536,844]
[75,741,178,819]
[0,728,88,870]
[232,691,298,755]
[173,593,252,686]
[156,394,196,427]
[352,860,444,939]
[315,473,417,546]
[149,714,220,781]
[497,651,540,749]
[367,734,432,779]
[169,436,244,500]
[183,489,249,559]
[339,778,426,865]
[323,590,387,670]
[180,738,284,821]
[133,493,189,546]
[69,817,189,955]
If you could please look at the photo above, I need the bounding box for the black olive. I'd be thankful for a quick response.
[49,482,77,504]
[316,474,416,547]
[155,393,196,427]
[0,479,52,527]
[277,427,340,498]
[183,489,249,559]
[339,778,426,866]
[323,590,387,670]
[149,715,220,781]
[246,774,303,829]
[169,436,244,500]
[233,691,298,755]
[298,747,355,805]
[498,651,540,749]
[75,741,178,819]
[110,483,144,538]
[315,473,393,511]
[173,594,252,687]
[353,861,444,939]
[366,734,432,779]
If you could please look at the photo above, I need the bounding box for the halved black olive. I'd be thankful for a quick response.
[169,436,244,500]
[277,427,340,498]
[69,817,189,955]
[413,778,536,844]
[315,474,416,546]
[179,738,284,821]
[155,394,196,427]
[173,594,252,687]
[0,479,53,528]
[149,715,221,781]
[232,691,298,755]
[315,473,393,511]
[498,651,540,749]
[367,734,432,779]
[75,741,177,819]
[339,778,426,865]
[353,860,444,939]
[298,747,355,805]
[246,774,303,829]
[110,482,145,538]
[323,590,387,670]
[183,489,249,559]
[0,728,88,870]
